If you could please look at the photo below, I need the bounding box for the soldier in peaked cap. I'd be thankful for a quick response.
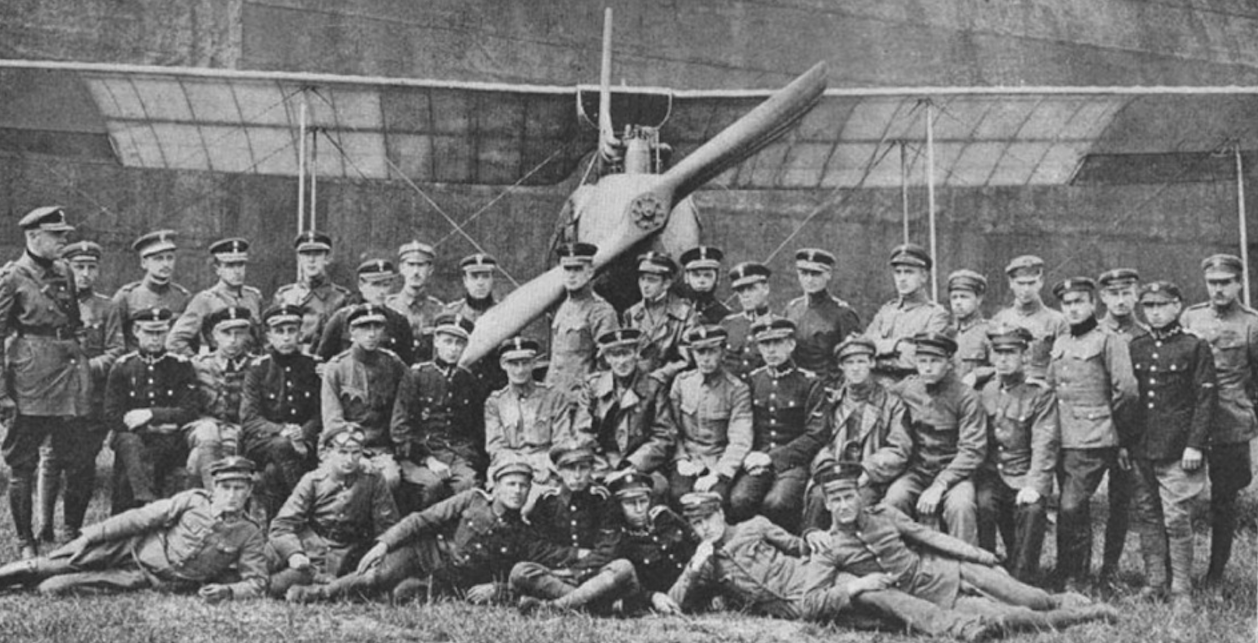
[167,237,263,356]
[484,337,571,492]
[445,253,508,397]
[720,261,774,379]
[991,255,1068,380]
[866,243,950,386]
[273,230,352,355]
[784,248,862,381]
[1180,253,1258,586]
[183,306,255,490]
[678,246,730,326]
[1047,276,1137,591]
[386,240,444,364]
[608,471,699,614]
[623,251,697,384]
[317,259,416,365]
[546,242,619,393]
[0,206,92,557]
[110,229,191,353]
[947,269,993,385]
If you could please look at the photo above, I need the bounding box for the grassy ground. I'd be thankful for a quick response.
[0,452,1253,643]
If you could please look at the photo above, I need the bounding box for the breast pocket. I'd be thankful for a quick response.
[1213,334,1248,372]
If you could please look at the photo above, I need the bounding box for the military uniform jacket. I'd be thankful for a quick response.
[192,352,251,425]
[444,296,507,395]
[991,301,1068,380]
[719,309,770,380]
[624,292,697,381]
[273,277,352,352]
[484,382,573,476]
[979,373,1059,495]
[952,315,992,381]
[666,368,754,480]
[667,515,810,619]
[321,346,408,449]
[78,289,126,416]
[528,484,622,573]
[110,277,191,353]
[317,299,416,365]
[1128,324,1218,459]
[385,289,445,364]
[1100,314,1150,342]
[1181,301,1258,445]
[784,290,863,379]
[104,351,200,433]
[377,489,579,585]
[269,467,399,575]
[0,251,91,415]
[240,350,322,448]
[688,291,731,327]
[77,488,266,597]
[1046,322,1138,449]
[391,360,483,460]
[747,361,829,472]
[814,381,912,485]
[866,291,950,375]
[167,281,263,356]
[572,369,676,473]
[618,505,698,594]
[544,288,619,392]
[890,372,987,488]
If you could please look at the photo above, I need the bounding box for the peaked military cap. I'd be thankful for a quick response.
[1004,255,1044,277]
[913,331,958,357]
[834,335,876,361]
[947,269,987,295]
[294,230,333,253]
[751,317,796,342]
[209,237,250,263]
[610,471,653,500]
[818,460,864,496]
[729,261,771,289]
[209,456,256,483]
[321,425,366,449]
[1097,268,1140,290]
[356,258,397,283]
[987,324,1033,351]
[680,246,723,271]
[889,243,932,270]
[492,458,535,482]
[498,336,540,360]
[262,303,305,328]
[1052,277,1096,300]
[348,304,388,327]
[1139,280,1183,303]
[205,306,253,332]
[549,442,596,468]
[398,240,435,262]
[433,312,475,339]
[556,242,598,266]
[684,324,728,349]
[679,492,724,519]
[1201,254,1244,276]
[637,251,678,276]
[61,240,102,262]
[132,230,178,257]
[795,248,836,271]
[132,306,174,331]
[459,253,497,273]
[597,327,643,353]
[20,206,74,232]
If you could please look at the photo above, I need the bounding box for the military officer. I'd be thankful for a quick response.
[37,240,124,543]
[0,456,266,600]
[679,246,730,326]
[975,325,1058,583]
[267,427,400,597]
[609,472,698,614]
[317,259,416,365]
[321,304,410,491]
[184,306,253,489]
[720,262,774,379]
[110,230,191,353]
[948,269,993,385]
[545,242,619,393]
[240,304,322,520]
[866,243,950,385]
[991,255,1067,380]
[623,251,696,383]
[0,207,92,557]
[884,333,987,543]
[167,238,263,356]
[444,253,507,398]
[784,248,862,381]
[385,240,445,364]
[1128,281,1217,607]
[1179,253,1258,586]
[104,307,200,513]
[1046,277,1137,591]
[484,337,572,488]
[390,313,483,511]
[663,325,753,506]
[728,318,828,532]
[272,230,352,355]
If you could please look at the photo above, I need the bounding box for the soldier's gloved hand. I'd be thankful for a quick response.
[288,553,312,571]
[1116,448,1132,472]
[743,452,772,474]
[198,584,233,603]
[694,473,720,492]
[1015,488,1041,506]
[651,592,682,615]
[356,542,389,574]
[676,460,702,477]
[426,456,452,480]
[1181,447,1204,471]
[803,530,830,554]
[916,483,945,517]
[123,409,154,430]
[280,424,303,441]
[465,582,498,604]
[846,572,894,597]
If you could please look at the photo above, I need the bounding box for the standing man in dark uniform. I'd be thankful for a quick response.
[445,253,506,393]
[784,248,862,382]
[37,240,124,544]
[866,244,950,385]
[110,230,191,353]
[386,241,445,364]
[546,242,619,394]
[948,269,993,386]
[167,238,263,356]
[317,259,416,365]
[273,230,352,355]
[678,246,729,326]
[720,262,774,380]
[1180,253,1258,586]
[623,252,696,383]
[0,207,92,558]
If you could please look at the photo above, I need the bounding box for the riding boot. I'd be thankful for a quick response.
[9,472,37,548]
[1138,523,1169,598]
[549,561,638,611]
[1167,533,1194,603]
[1206,494,1236,584]
[37,459,61,543]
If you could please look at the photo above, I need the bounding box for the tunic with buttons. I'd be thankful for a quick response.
[952,316,992,381]
[979,373,1059,496]
[1181,301,1258,445]
[444,295,507,394]
[321,346,408,449]
[665,368,754,480]
[192,352,252,425]
[784,291,863,379]
[719,310,771,380]
[110,277,191,353]
[890,372,987,488]
[1127,324,1217,459]
[1100,313,1149,342]
[385,289,445,364]
[269,467,399,575]
[618,505,699,594]
[1046,323,1138,449]
[623,292,697,381]
[571,368,676,474]
[103,351,200,433]
[991,301,1068,380]
[866,290,950,376]
[317,300,416,366]
[391,361,484,461]
[815,382,912,485]
[78,287,126,416]
[484,382,573,476]
[167,281,264,356]
[545,288,620,392]
[240,350,322,450]
[528,484,622,574]
[686,290,731,328]
[273,278,352,353]
[746,361,829,472]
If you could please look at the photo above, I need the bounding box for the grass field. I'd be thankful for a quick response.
[0,454,1253,643]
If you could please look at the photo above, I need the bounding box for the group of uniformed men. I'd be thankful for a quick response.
[0,203,1251,641]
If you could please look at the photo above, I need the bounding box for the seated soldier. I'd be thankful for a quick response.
[609,472,699,615]
[186,306,254,489]
[664,325,753,506]
[729,317,828,532]
[0,457,265,601]
[240,304,322,522]
[266,427,399,598]
[484,337,571,491]
[105,307,200,513]
[803,336,911,532]
[571,328,675,490]
[391,313,483,513]
[806,462,1118,639]
[286,459,588,603]
[512,444,637,614]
